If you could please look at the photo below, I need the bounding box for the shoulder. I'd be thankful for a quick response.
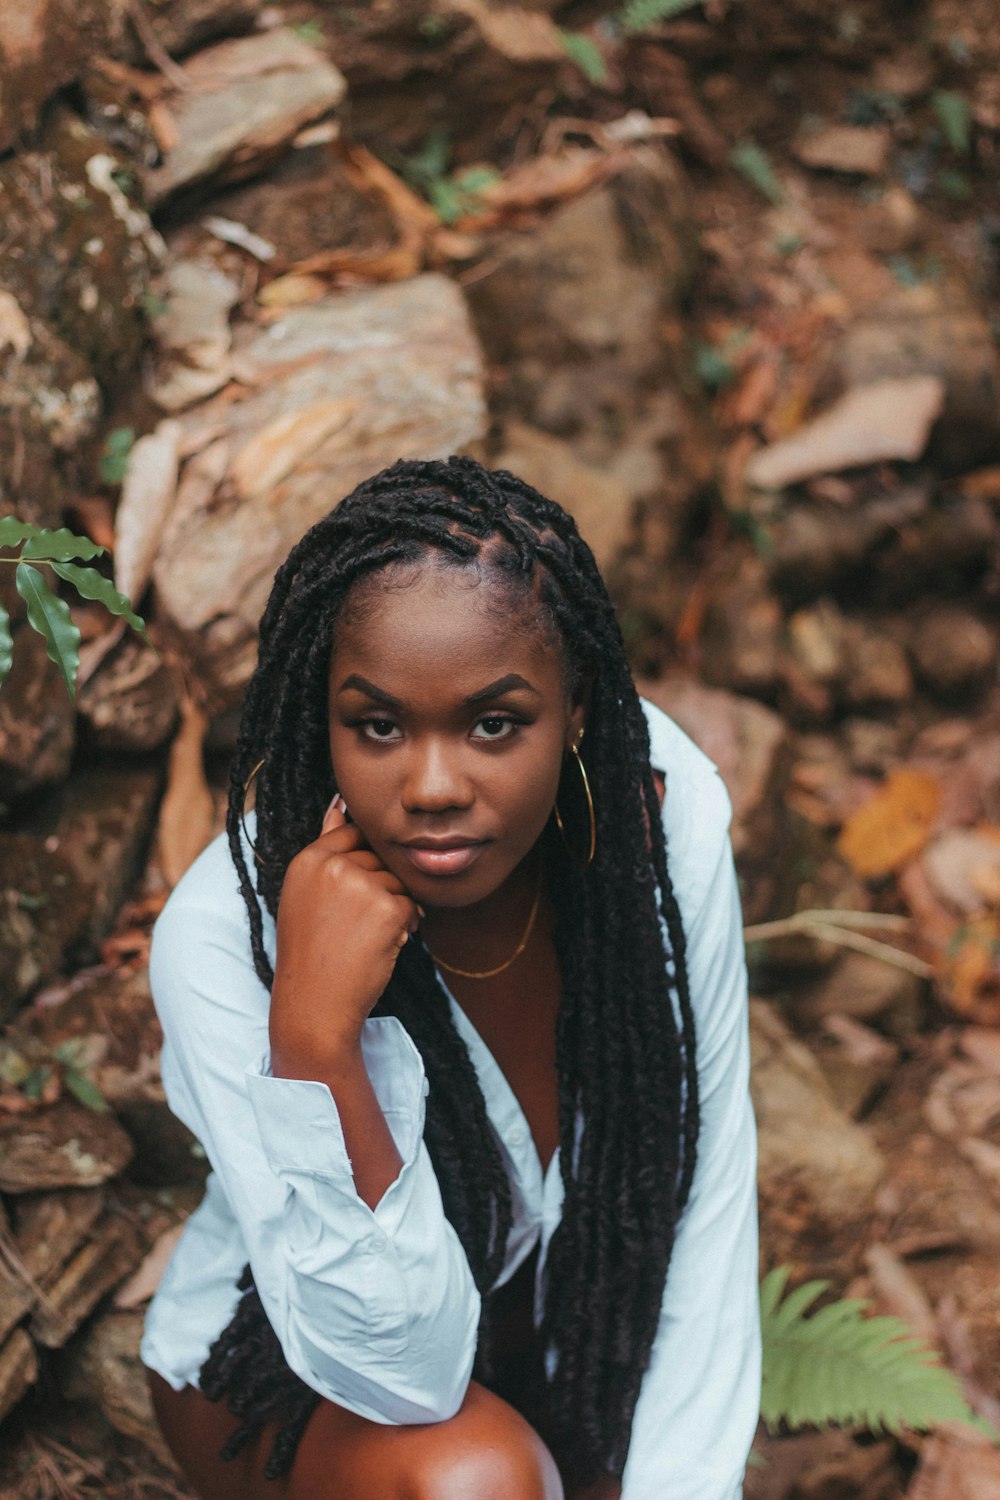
[639,696,734,925]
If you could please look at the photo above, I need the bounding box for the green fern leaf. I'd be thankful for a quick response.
[619,0,702,33]
[21,526,106,563]
[14,563,81,700]
[560,30,609,84]
[761,1269,996,1439]
[51,561,149,643]
[0,602,12,692]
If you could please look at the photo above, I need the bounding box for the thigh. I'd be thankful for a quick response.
[148,1370,563,1500]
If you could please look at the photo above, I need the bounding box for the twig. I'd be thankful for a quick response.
[126,0,192,91]
[743,907,933,978]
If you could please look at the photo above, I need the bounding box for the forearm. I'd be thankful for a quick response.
[271,1034,403,1209]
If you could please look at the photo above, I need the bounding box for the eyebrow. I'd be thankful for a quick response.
[336,672,540,709]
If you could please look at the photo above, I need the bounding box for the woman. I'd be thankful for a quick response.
[142,456,760,1499]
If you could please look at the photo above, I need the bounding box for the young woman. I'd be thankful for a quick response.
[141,456,760,1500]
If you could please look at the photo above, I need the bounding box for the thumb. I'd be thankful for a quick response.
[321,794,348,836]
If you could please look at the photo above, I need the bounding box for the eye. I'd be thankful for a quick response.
[472,715,518,742]
[360,717,402,742]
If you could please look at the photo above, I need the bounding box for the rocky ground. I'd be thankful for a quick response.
[1,1,1000,1496]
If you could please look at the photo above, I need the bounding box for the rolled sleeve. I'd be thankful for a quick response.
[148,882,480,1425]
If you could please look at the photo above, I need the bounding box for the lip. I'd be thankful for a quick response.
[399,838,488,877]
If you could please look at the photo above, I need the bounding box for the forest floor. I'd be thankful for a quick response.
[1,1,1000,1497]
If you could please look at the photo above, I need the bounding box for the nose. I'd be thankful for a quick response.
[401,736,474,814]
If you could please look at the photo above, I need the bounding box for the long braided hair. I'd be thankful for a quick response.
[198,456,700,1486]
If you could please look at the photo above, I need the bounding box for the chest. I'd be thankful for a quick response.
[446,935,561,1172]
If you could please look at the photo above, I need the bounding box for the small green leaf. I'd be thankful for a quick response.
[453,167,502,195]
[0,601,11,693]
[51,561,149,642]
[560,29,609,84]
[0,516,37,550]
[64,1070,109,1112]
[731,141,785,204]
[429,178,465,225]
[619,0,701,31]
[99,425,136,486]
[21,526,106,562]
[21,1065,52,1102]
[17,892,48,912]
[15,562,81,700]
[291,19,324,43]
[933,89,971,153]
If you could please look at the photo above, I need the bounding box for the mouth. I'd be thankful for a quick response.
[398,837,489,877]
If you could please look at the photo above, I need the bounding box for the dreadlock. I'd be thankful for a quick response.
[198,456,700,1487]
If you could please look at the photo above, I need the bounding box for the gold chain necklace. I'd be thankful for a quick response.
[427,864,543,981]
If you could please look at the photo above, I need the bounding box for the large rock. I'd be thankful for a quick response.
[0,624,77,803]
[0,1101,133,1193]
[129,0,257,58]
[142,29,347,207]
[77,634,178,753]
[153,273,487,711]
[751,1000,885,1270]
[62,1307,179,1469]
[0,837,91,1023]
[0,0,124,153]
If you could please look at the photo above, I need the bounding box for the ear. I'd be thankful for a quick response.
[565,697,586,753]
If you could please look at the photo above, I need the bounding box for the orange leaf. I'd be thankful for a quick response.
[837,768,941,879]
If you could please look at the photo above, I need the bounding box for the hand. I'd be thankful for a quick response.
[270,797,421,1075]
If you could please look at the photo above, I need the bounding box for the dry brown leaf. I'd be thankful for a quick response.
[67,495,116,553]
[258,273,328,308]
[114,418,182,605]
[229,399,358,502]
[942,916,1000,1023]
[113,1222,185,1309]
[837,768,941,880]
[448,0,565,61]
[147,99,180,154]
[157,699,214,889]
[958,466,1000,501]
[473,146,620,217]
[0,290,32,359]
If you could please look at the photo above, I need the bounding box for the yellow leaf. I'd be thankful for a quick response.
[837,768,941,880]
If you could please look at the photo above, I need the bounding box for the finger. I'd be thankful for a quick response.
[321,795,347,837]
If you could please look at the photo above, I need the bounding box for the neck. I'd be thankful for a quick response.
[420,847,544,976]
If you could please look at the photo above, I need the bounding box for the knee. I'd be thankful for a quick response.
[405,1397,563,1500]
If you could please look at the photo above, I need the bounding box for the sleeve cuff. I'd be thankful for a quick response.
[244,1016,428,1182]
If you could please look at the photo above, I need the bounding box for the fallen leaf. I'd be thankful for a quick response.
[838,768,942,879]
[113,1222,185,1309]
[943,916,1000,1023]
[157,699,215,889]
[258,272,328,308]
[0,290,32,359]
[924,828,1000,915]
[114,418,182,606]
[793,123,892,176]
[745,376,945,488]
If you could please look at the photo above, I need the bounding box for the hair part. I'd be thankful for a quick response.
[199,456,699,1487]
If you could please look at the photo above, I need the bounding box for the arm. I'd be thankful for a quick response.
[150,851,480,1426]
[621,777,760,1500]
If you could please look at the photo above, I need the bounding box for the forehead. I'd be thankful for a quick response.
[329,562,564,696]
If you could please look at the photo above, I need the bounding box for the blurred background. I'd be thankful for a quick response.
[0,1,999,1495]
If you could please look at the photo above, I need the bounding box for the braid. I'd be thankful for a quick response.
[202,456,699,1485]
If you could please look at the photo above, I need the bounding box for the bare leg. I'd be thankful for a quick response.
[148,1370,563,1500]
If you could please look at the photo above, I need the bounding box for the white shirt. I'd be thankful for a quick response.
[141,700,760,1499]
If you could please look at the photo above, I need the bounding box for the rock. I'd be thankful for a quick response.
[0,0,124,153]
[467,145,695,389]
[744,377,944,489]
[793,123,892,176]
[923,830,1000,915]
[14,1189,106,1285]
[61,1307,179,1469]
[142,30,347,207]
[701,558,784,698]
[0,622,77,803]
[833,283,1000,469]
[910,1433,1000,1500]
[0,1101,133,1192]
[153,273,487,711]
[0,766,160,1017]
[636,677,789,896]
[750,1000,885,1267]
[798,952,927,1037]
[493,421,635,572]
[864,493,998,604]
[77,633,179,753]
[767,485,929,603]
[855,186,924,256]
[909,607,998,699]
[30,1212,141,1348]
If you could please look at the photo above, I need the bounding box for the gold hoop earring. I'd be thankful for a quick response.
[553,741,596,868]
[240,758,266,865]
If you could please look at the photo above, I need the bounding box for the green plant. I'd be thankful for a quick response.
[761,1266,994,1439]
[619,0,703,29]
[399,129,501,224]
[730,141,784,204]
[99,425,135,486]
[0,517,149,700]
[932,89,971,154]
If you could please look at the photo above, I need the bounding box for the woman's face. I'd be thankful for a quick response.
[327,562,583,909]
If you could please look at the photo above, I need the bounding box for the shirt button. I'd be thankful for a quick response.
[509,1129,527,1148]
[369,1235,388,1255]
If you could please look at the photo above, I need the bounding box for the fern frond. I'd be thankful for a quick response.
[760,1268,996,1439]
